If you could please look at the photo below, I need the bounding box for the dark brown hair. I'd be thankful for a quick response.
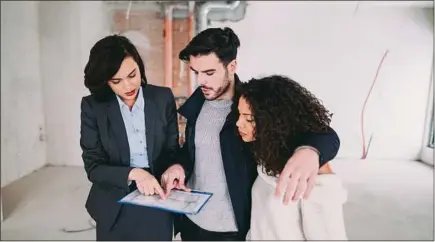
[239,75,332,176]
[179,27,240,66]
[84,34,147,102]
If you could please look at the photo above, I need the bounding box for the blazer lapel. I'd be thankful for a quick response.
[106,97,130,166]
[142,86,156,168]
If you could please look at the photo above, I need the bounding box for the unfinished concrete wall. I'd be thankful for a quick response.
[1,1,47,187]
[211,1,433,160]
[39,1,110,167]
[2,1,432,172]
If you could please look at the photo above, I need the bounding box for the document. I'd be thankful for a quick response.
[118,189,213,215]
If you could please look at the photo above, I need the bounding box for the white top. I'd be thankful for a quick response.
[247,166,348,240]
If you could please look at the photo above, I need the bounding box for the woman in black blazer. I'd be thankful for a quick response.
[80,35,179,240]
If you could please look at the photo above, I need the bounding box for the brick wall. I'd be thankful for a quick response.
[113,10,190,143]
[112,10,191,97]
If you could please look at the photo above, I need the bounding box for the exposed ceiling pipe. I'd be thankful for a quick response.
[198,1,241,32]
[164,3,188,89]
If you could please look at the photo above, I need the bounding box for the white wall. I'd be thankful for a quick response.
[212,1,433,160]
[420,66,434,165]
[1,1,111,182]
[1,1,432,173]
[39,1,109,166]
[1,1,47,187]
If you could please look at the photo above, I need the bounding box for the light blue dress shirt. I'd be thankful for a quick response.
[116,87,149,168]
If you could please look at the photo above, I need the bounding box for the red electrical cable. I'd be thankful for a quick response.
[361,49,390,159]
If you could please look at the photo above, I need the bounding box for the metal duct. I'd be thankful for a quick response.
[198,1,241,32]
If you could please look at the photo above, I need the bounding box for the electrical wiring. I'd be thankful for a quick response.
[361,49,389,159]
[60,219,96,233]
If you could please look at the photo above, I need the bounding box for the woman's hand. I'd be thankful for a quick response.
[128,168,166,199]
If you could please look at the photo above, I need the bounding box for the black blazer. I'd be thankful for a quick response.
[80,84,179,231]
[176,74,340,236]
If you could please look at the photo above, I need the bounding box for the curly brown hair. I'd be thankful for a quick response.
[239,75,332,177]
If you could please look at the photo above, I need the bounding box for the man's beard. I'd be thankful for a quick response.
[203,72,232,101]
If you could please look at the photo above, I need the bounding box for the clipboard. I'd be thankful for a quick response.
[118,189,213,215]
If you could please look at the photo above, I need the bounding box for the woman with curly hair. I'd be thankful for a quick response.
[236,75,348,240]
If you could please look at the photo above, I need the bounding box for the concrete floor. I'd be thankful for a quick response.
[0,159,433,241]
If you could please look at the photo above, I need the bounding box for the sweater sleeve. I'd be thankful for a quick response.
[300,175,348,240]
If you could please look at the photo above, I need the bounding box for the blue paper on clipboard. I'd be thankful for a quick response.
[118,189,213,215]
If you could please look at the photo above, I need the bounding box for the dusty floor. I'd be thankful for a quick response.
[1,159,433,241]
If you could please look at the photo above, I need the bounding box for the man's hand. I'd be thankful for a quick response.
[128,168,166,199]
[161,164,191,196]
[275,147,320,205]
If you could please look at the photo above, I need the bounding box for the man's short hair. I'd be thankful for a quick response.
[179,27,240,66]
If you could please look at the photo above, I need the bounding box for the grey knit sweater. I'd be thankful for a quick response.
[186,99,238,232]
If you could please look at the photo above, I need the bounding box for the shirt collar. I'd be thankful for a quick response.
[116,86,144,110]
